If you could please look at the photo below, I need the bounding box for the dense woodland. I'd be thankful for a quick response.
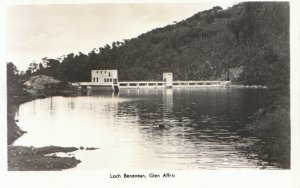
[9,2,289,93]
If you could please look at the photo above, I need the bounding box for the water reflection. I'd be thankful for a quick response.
[163,88,173,114]
[14,88,280,169]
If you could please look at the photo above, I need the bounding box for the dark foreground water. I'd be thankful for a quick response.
[13,88,281,170]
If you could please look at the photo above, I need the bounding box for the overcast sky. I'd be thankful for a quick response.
[6,3,236,71]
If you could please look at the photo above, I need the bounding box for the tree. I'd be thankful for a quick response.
[39,63,44,70]
[28,61,38,73]
[42,57,48,67]
[7,62,22,95]
[112,41,117,49]
[46,59,60,71]
[212,6,222,11]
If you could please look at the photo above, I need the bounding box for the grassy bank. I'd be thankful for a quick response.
[249,95,290,168]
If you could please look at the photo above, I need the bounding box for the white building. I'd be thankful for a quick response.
[163,72,173,88]
[76,70,230,91]
[91,70,118,85]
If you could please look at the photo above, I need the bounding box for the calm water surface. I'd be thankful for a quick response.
[14,88,279,170]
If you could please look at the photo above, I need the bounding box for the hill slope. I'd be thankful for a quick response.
[29,2,289,92]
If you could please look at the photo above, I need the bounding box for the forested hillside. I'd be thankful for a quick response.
[20,2,289,93]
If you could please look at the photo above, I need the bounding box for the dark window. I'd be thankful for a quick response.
[108,72,111,77]
[96,77,99,82]
[139,83,147,86]
[120,83,127,86]
[93,77,95,82]
[129,83,137,86]
[148,83,156,86]
[157,83,163,86]
[110,78,112,82]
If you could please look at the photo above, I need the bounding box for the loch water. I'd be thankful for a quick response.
[13,88,281,170]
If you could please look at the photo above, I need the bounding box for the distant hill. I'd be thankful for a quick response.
[26,2,289,92]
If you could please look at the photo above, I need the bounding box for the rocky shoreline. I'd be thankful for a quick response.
[226,84,268,89]
[8,146,81,171]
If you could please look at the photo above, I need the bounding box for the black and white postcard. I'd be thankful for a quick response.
[1,0,299,187]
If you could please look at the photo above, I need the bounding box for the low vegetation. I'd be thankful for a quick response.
[250,95,290,168]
